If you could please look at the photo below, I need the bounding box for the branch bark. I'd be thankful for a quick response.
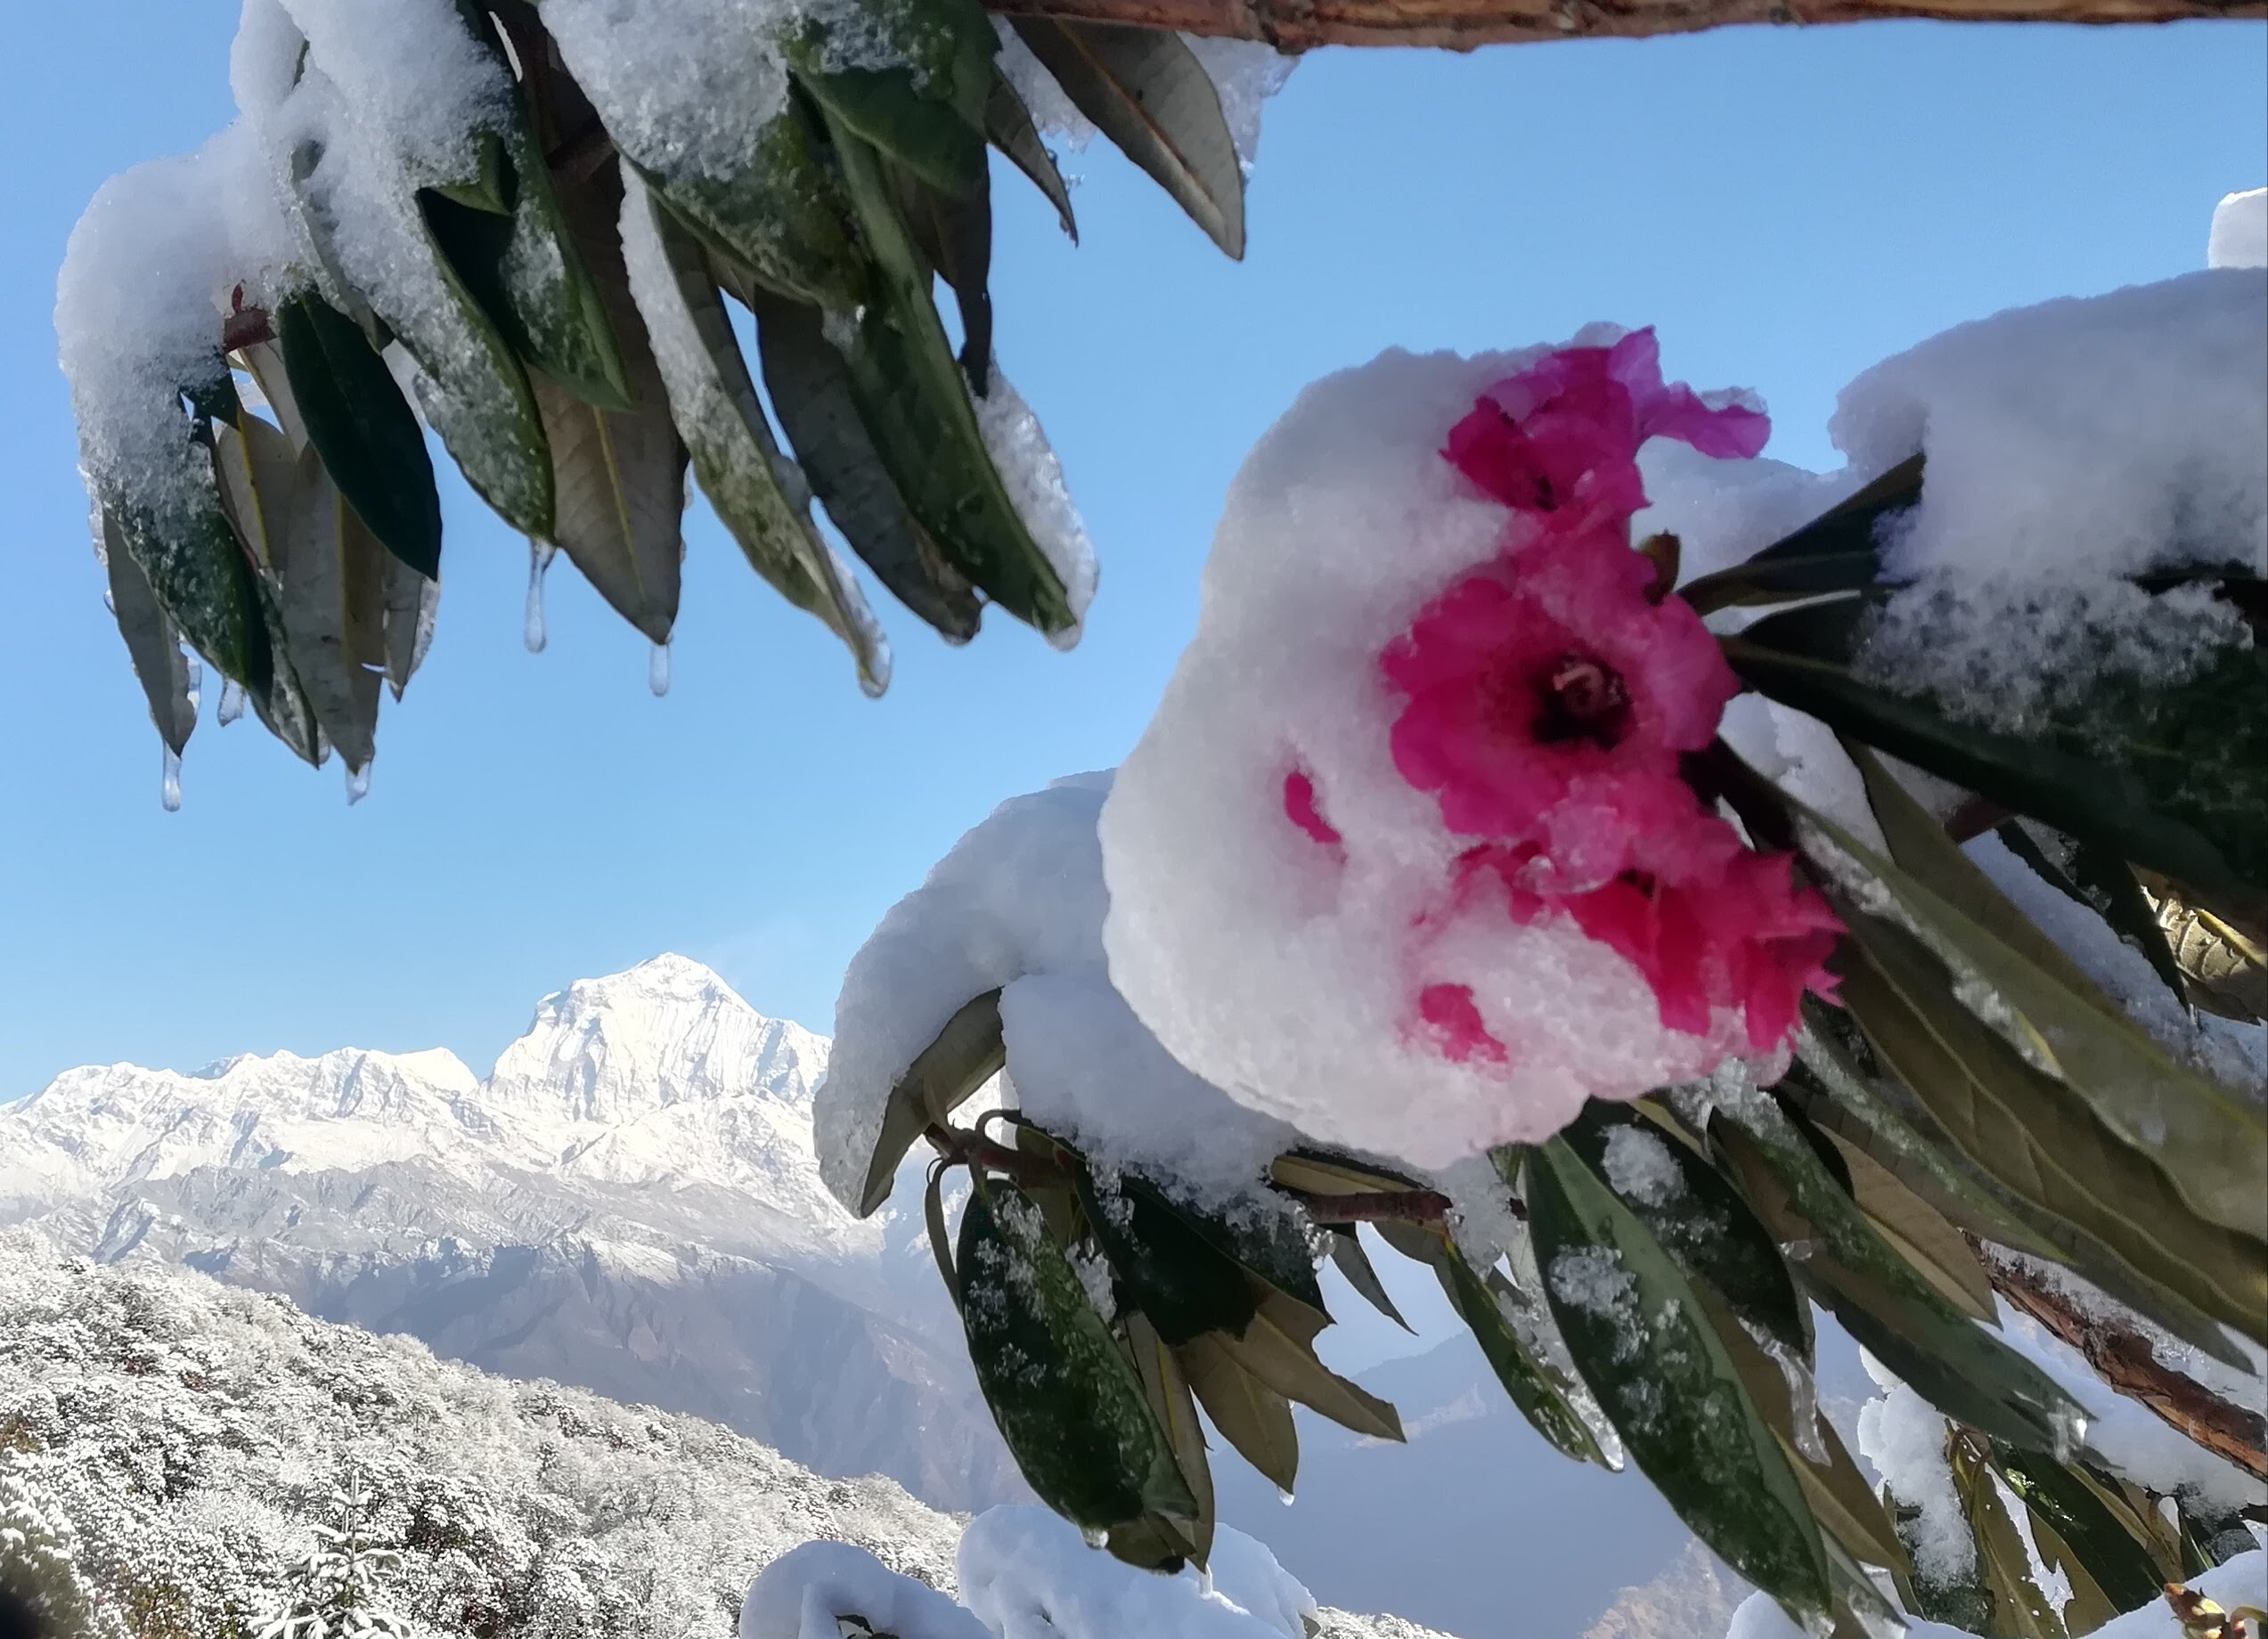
[986,0,2258,51]
[1986,1252,2268,1485]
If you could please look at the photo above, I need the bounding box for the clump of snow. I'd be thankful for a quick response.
[1100,336,1791,1169]
[740,1540,988,1639]
[538,0,793,182]
[958,1505,1319,1638]
[1180,37,1297,175]
[817,774,1301,1216]
[266,0,510,186]
[991,20,1096,151]
[976,364,1098,648]
[1855,1351,1976,1587]
[1598,1125,1683,1208]
[2210,188,2266,270]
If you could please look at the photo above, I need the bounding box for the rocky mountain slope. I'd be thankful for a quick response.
[0,957,1012,1511]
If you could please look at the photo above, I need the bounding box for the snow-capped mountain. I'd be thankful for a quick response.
[0,957,1013,1511]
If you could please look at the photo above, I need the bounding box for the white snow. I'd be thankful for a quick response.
[2209,188,2266,270]
[991,20,1096,151]
[816,773,1303,1215]
[740,1540,988,1639]
[987,21,1296,175]
[1598,1124,1683,1209]
[1098,334,1780,1169]
[536,0,794,183]
[975,365,1098,648]
[1854,1351,1976,1586]
[957,1505,1320,1638]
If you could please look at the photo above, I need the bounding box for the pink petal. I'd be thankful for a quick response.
[1283,769,1342,847]
[1415,983,1510,1064]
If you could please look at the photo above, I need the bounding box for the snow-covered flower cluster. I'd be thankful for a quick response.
[1101,329,1841,1168]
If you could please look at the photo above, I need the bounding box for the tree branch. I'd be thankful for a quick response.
[985,0,2256,51]
[1985,1252,2267,1484]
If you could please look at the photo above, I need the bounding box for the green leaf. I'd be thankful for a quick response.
[1707,1081,2090,1452]
[1432,1233,1610,1468]
[1076,1168,1256,1347]
[853,989,1003,1218]
[1995,822,2191,1017]
[1680,453,1922,615]
[890,157,994,391]
[1836,914,2268,1344]
[1559,1102,1811,1367]
[1526,1136,1832,1624]
[984,63,1077,241]
[531,160,685,643]
[744,289,983,643]
[959,1178,1195,1532]
[1724,595,2266,901]
[273,294,443,580]
[99,508,196,758]
[1006,19,1244,258]
[1120,1309,1213,1570]
[625,178,888,693]
[1177,1331,1298,1496]
[102,469,269,706]
[1993,1443,2166,1616]
[1823,1129,1998,1322]
[1952,1433,2074,1639]
[274,446,388,773]
[380,556,435,702]
[1325,1228,1412,1335]
[783,0,994,198]
[1823,751,2268,1244]
[631,102,867,312]
[824,117,1077,637]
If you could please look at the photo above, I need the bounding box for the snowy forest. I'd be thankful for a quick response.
[11,0,2268,1634]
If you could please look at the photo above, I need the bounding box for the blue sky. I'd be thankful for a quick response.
[3,11,2261,1096]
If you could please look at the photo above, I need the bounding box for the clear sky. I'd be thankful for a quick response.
[3,9,2261,1097]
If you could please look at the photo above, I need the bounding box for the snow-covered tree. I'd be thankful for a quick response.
[257,1472,414,1639]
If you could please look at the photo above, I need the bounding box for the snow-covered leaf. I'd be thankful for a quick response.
[783,0,993,200]
[622,178,888,693]
[1995,1444,2166,1619]
[531,159,684,644]
[824,115,1077,639]
[100,506,197,757]
[1950,1433,2074,1639]
[1681,453,1924,615]
[746,288,983,643]
[1725,590,2267,903]
[1005,19,1243,258]
[856,990,1004,1218]
[983,64,1076,241]
[1077,1166,1254,1346]
[1431,1232,1609,1469]
[957,1178,1195,1536]
[1526,1135,1833,1627]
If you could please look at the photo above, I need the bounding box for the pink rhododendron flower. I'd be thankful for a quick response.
[1442,329,1769,528]
[1282,769,1342,847]
[1416,983,1508,1064]
[1381,527,1739,879]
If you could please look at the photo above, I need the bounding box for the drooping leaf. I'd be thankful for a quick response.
[1709,1084,2091,1452]
[1006,19,1244,258]
[1267,1151,1428,1199]
[2142,870,2268,1024]
[958,1178,1195,1533]
[632,102,868,312]
[2020,1509,2121,1636]
[532,159,685,643]
[1177,1331,1298,1497]
[1431,1231,1611,1468]
[890,157,994,389]
[1995,822,2191,1016]
[1680,453,1922,615]
[784,0,994,198]
[743,289,983,641]
[274,446,388,772]
[380,556,436,701]
[1559,1101,1811,1367]
[824,117,1076,637]
[271,293,443,579]
[854,989,1003,1218]
[625,178,888,691]
[1120,1309,1212,1570]
[1951,1434,2074,1639]
[1326,1228,1412,1335]
[1823,1129,1998,1321]
[1212,1289,1401,1443]
[1526,1137,1832,1625]
[99,508,196,758]
[984,63,1076,241]
[1076,1168,1255,1347]
[1724,594,2267,901]
[1994,1443,2167,1617]
[1809,762,2268,1246]
[202,426,322,763]
[1834,917,2268,1344]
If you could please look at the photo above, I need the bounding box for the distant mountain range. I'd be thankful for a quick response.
[0,953,1720,1636]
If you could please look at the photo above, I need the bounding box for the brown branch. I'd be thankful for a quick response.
[1287,1186,1463,1224]
[985,0,2256,51]
[1986,1252,2267,1483]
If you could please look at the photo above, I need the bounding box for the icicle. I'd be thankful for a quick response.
[160,744,183,812]
[217,680,247,726]
[1276,1487,1296,1506]
[1196,1564,1215,1597]
[345,762,371,806]
[184,653,203,714]
[524,542,554,654]
[2052,1407,2091,1464]
[1078,1526,1108,1551]
[102,590,116,616]
[649,640,672,697]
